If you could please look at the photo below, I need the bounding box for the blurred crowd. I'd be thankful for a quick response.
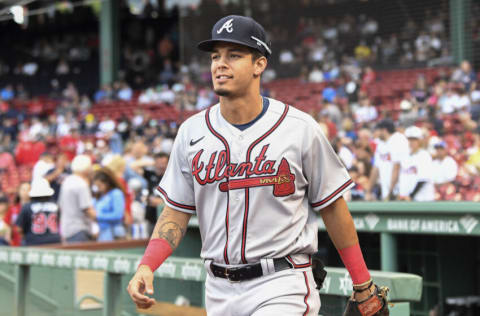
[1,58,480,246]
[2,0,480,246]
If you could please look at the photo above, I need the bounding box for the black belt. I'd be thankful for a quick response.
[210,258,293,282]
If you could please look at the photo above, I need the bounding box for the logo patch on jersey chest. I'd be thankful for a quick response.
[191,144,295,197]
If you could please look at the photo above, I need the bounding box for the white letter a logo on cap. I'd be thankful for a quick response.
[217,18,234,34]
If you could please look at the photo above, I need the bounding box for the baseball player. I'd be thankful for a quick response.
[398,126,435,201]
[128,15,388,316]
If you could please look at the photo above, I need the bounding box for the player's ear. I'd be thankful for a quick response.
[253,56,267,78]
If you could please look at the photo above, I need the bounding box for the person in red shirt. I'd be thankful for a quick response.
[59,127,80,161]
[0,150,20,196]
[4,182,31,246]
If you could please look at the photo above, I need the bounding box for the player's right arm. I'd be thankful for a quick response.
[127,205,192,309]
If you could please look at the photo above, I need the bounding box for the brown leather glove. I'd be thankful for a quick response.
[343,284,389,316]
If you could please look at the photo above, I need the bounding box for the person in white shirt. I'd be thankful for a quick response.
[431,141,458,185]
[398,126,435,201]
[354,96,378,124]
[367,119,409,200]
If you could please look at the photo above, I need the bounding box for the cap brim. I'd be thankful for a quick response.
[197,38,262,54]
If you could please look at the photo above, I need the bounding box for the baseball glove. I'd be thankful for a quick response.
[311,255,327,290]
[343,284,389,316]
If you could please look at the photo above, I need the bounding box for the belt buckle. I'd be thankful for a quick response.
[225,267,241,283]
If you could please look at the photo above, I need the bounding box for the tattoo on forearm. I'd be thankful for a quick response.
[152,208,188,249]
[156,221,186,249]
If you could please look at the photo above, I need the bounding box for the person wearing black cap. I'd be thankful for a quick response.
[366,119,409,201]
[128,15,386,316]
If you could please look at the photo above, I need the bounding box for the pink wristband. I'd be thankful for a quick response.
[139,238,173,272]
[338,243,371,284]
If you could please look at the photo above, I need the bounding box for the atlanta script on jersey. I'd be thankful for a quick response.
[157,98,354,264]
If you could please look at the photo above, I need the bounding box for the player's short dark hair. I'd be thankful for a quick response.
[248,47,265,62]
[154,152,169,160]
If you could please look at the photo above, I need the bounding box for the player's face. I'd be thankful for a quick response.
[210,42,264,97]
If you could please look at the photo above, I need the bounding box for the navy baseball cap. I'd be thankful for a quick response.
[197,15,272,57]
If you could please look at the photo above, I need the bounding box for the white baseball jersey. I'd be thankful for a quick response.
[373,132,409,199]
[157,97,353,264]
[398,149,435,201]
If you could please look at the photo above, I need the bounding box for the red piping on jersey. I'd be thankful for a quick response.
[241,103,290,264]
[286,255,312,268]
[303,271,311,316]
[205,107,231,264]
[156,186,196,211]
[310,178,353,208]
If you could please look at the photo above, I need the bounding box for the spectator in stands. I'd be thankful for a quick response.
[28,116,48,141]
[94,139,114,165]
[59,126,80,161]
[59,155,96,243]
[353,96,378,124]
[97,115,116,136]
[63,82,79,103]
[439,84,460,114]
[143,152,168,232]
[411,76,429,107]
[104,155,133,227]
[94,84,113,103]
[32,152,55,180]
[16,178,61,246]
[398,126,435,201]
[159,59,175,84]
[0,146,19,196]
[15,84,29,100]
[366,119,409,200]
[322,82,337,103]
[4,182,30,246]
[92,168,126,242]
[432,141,458,185]
[451,60,476,91]
[398,99,417,127]
[0,194,11,245]
[128,178,148,239]
[470,82,480,120]
[308,65,324,83]
[44,153,71,201]
[126,141,154,176]
[465,132,480,176]
[0,85,14,101]
[56,58,70,75]
[117,81,133,101]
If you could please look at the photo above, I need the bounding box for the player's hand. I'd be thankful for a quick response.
[127,265,156,309]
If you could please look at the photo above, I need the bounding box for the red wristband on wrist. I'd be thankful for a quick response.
[139,238,173,272]
[338,243,371,284]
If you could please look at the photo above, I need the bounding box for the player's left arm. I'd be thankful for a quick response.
[127,205,192,309]
[321,196,375,301]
